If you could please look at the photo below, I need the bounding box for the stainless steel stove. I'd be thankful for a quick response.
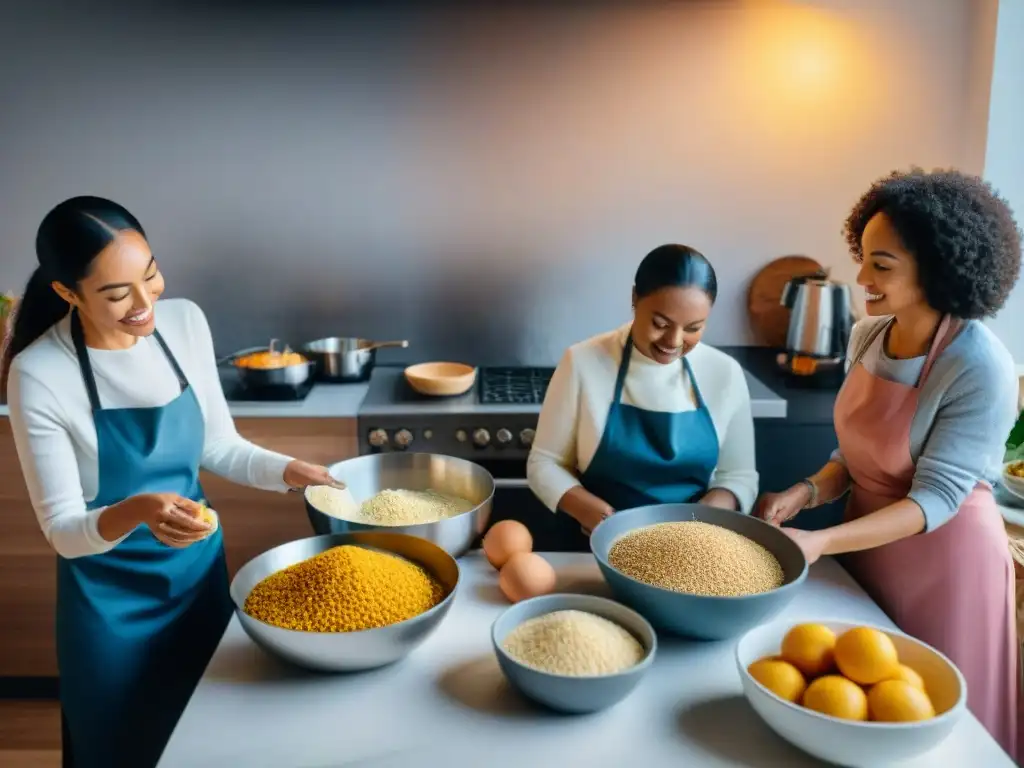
[357,365,587,550]
[357,366,554,458]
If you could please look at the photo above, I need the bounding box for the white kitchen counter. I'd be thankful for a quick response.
[158,553,1012,768]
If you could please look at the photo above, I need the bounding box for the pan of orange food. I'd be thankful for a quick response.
[221,339,315,388]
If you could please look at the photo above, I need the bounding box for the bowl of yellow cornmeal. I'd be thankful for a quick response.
[231,531,460,672]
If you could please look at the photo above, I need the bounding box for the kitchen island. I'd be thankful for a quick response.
[0,357,788,687]
[158,553,1012,768]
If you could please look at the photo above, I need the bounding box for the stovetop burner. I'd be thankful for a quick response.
[478,367,555,405]
[223,378,314,402]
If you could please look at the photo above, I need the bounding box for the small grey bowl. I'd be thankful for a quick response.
[590,503,808,641]
[491,593,657,714]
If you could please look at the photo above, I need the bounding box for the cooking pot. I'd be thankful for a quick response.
[218,340,315,389]
[302,337,409,383]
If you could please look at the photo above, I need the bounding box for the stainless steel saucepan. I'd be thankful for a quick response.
[302,337,409,383]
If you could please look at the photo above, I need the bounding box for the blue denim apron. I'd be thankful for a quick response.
[579,337,720,513]
[58,311,232,768]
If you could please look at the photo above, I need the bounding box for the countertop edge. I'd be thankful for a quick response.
[0,362,790,420]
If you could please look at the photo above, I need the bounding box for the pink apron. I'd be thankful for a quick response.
[834,315,1019,760]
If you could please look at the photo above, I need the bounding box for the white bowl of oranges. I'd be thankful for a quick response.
[736,620,966,766]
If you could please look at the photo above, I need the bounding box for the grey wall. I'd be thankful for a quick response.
[983,0,1024,367]
[0,1,988,366]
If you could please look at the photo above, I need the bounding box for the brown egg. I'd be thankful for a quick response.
[498,552,556,603]
[483,520,533,569]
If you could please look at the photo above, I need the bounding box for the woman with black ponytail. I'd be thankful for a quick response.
[3,196,337,768]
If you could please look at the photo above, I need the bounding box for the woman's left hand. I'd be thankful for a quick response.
[283,460,341,490]
[781,526,828,565]
[699,488,740,511]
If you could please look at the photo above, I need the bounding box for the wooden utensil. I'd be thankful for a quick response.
[747,255,824,348]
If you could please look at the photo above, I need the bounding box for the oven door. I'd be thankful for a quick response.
[475,460,591,553]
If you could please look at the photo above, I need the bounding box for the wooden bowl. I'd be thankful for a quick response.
[404,362,477,397]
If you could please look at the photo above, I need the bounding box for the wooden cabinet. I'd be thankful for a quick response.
[0,417,356,681]
[0,419,55,681]
[201,419,357,575]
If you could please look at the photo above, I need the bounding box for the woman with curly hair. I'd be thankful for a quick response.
[757,168,1022,757]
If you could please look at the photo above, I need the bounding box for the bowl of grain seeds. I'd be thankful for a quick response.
[491,593,657,714]
[304,452,495,558]
[590,503,808,641]
[231,531,460,672]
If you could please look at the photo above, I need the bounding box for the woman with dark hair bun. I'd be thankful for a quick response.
[2,196,337,768]
[527,244,758,549]
[757,168,1022,759]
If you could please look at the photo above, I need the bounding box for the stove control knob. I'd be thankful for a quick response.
[455,429,468,443]
[496,428,513,445]
[394,429,414,450]
[368,429,389,448]
[519,428,536,447]
[473,428,491,447]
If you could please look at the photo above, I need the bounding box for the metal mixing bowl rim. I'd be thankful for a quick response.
[306,454,497,526]
[231,533,461,637]
[736,617,968,729]
[590,506,809,603]
[490,592,658,681]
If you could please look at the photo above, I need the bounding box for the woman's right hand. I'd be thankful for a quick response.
[132,493,213,547]
[755,484,811,527]
[559,487,615,536]
[574,505,613,536]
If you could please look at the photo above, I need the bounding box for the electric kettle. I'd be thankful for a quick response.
[780,272,854,361]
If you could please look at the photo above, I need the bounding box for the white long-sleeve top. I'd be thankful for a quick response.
[7,298,294,559]
[526,324,759,514]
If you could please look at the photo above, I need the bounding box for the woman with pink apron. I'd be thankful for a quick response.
[757,168,1022,760]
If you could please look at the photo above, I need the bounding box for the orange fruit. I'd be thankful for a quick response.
[747,658,807,703]
[867,679,936,722]
[884,664,926,692]
[834,627,899,685]
[780,623,837,678]
[802,675,869,721]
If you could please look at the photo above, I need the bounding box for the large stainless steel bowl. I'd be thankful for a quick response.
[230,532,460,672]
[304,452,494,558]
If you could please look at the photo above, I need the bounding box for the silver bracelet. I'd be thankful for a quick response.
[799,478,819,508]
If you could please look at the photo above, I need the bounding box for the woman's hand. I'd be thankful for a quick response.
[574,502,613,536]
[755,484,811,526]
[283,460,340,490]
[700,488,740,511]
[781,527,829,565]
[133,493,213,548]
[558,486,614,536]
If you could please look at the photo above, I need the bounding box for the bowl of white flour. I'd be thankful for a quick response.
[304,452,494,558]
